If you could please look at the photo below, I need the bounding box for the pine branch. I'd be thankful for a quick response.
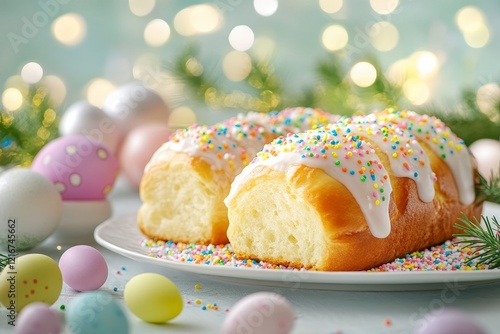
[170,45,221,101]
[0,253,10,272]
[453,214,500,269]
[475,167,500,205]
[0,86,59,167]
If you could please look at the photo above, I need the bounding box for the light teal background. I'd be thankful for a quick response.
[1,1,499,124]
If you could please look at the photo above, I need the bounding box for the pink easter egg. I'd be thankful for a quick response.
[31,135,119,200]
[119,123,172,188]
[15,302,61,334]
[58,245,108,292]
[222,292,295,334]
[414,309,485,334]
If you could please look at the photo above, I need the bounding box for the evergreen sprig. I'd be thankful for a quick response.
[170,45,500,145]
[0,253,10,272]
[454,214,500,269]
[475,168,500,206]
[0,85,59,167]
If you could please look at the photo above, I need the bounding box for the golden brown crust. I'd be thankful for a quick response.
[226,146,482,271]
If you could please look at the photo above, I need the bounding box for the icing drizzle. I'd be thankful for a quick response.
[227,128,393,238]
[368,109,475,205]
[148,108,336,178]
[333,117,436,202]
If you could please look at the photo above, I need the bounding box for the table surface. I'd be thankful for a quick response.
[2,176,500,334]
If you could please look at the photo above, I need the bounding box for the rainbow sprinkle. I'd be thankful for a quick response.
[142,238,489,272]
[143,239,297,270]
[368,239,488,272]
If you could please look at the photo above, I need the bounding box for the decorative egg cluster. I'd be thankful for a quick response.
[31,135,119,200]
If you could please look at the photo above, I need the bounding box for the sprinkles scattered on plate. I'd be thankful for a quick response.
[368,239,489,272]
[142,238,490,272]
[143,239,297,270]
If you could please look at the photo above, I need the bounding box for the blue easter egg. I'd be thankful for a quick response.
[66,291,129,334]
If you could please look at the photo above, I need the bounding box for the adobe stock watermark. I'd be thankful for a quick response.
[7,0,71,54]
[226,269,308,334]
[396,278,468,334]
[343,2,406,61]
[214,0,244,14]
[48,82,157,180]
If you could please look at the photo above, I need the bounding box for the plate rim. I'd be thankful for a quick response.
[94,213,500,288]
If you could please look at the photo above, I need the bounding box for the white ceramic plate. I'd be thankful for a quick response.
[95,202,500,291]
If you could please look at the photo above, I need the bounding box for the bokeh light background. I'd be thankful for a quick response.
[1,0,499,124]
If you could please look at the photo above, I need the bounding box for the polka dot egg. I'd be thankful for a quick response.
[31,135,119,200]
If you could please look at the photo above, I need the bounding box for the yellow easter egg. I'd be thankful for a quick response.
[0,254,62,312]
[124,273,183,323]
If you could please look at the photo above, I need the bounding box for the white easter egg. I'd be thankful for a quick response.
[102,82,170,135]
[0,169,62,251]
[59,101,121,154]
[470,138,500,181]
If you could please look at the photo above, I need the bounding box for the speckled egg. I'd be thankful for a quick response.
[58,245,108,291]
[0,168,62,251]
[414,309,486,334]
[66,291,129,334]
[124,273,183,323]
[31,135,119,200]
[0,254,63,312]
[15,302,61,334]
[222,292,295,334]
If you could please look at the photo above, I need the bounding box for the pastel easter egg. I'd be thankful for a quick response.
[59,101,121,154]
[66,291,129,334]
[0,254,63,312]
[124,273,183,323]
[222,292,295,334]
[414,309,485,334]
[15,302,61,334]
[0,168,62,251]
[58,245,108,291]
[119,124,172,188]
[31,135,119,200]
[102,82,170,135]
